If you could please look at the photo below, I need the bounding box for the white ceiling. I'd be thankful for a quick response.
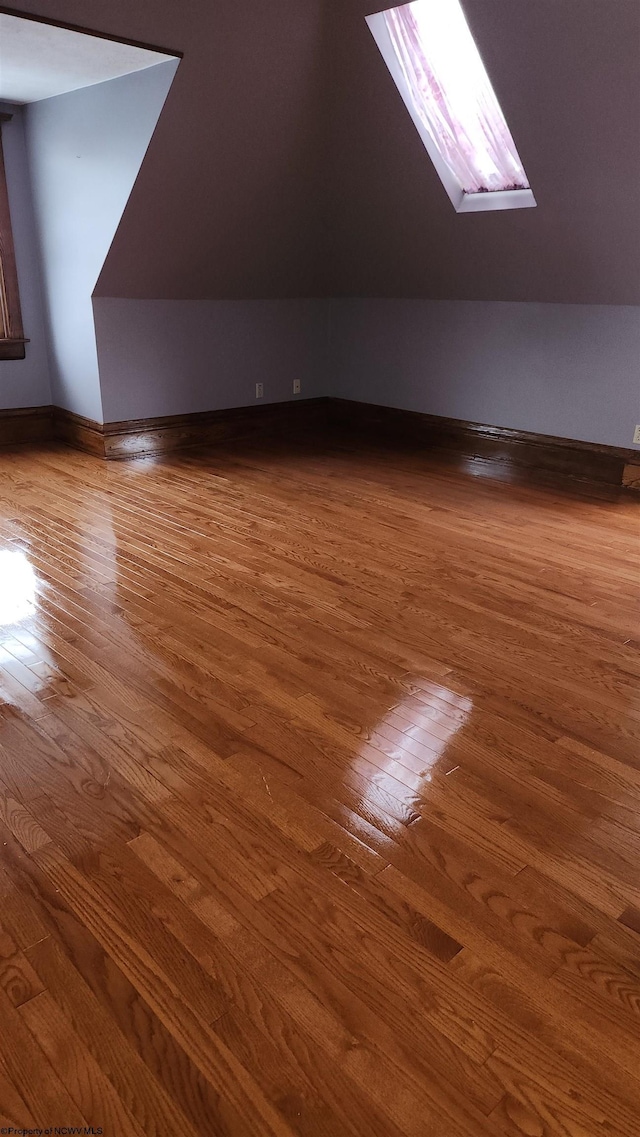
[0,14,175,104]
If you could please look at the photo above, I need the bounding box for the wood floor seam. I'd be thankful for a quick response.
[0,438,638,1137]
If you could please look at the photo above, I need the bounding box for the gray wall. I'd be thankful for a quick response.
[0,104,51,409]
[93,298,329,422]
[24,60,178,421]
[2,1,638,452]
[94,297,640,450]
[329,301,640,450]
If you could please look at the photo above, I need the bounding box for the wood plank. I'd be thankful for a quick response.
[19,991,150,1137]
[31,844,298,1136]
[0,436,638,1134]
[0,982,87,1128]
[0,920,45,1007]
[26,934,203,1137]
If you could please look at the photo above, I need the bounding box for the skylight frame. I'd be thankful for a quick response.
[366,3,536,214]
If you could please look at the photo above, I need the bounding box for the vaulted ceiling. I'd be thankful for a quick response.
[5,0,640,303]
[323,0,640,304]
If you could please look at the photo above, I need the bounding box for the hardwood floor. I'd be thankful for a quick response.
[0,436,638,1137]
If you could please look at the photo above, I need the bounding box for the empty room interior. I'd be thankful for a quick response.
[0,0,640,1133]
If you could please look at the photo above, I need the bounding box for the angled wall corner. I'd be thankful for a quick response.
[24,57,179,423]
[92,298,332,424]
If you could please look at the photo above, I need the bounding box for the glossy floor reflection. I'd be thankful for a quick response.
[0,438,639,1137]
[0,547,37,626]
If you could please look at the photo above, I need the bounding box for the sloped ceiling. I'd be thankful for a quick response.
[4,0,640,303]
[5,0,329,299]
[0,14,174,103]
[323,0,640,303]
[96,0,329,299]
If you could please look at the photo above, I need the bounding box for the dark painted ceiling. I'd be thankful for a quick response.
[7,0,640,302]
[323,0,640,303]
[8,0,330,298]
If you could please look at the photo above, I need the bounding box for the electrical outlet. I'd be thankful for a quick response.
[634,425,640,445]
[255,383,264,399]
[293,379,301,395]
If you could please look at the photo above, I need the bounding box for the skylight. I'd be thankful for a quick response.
[366,0,536,213]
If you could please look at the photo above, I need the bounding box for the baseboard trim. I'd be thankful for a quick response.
[0,405,53,446]
[622,463,640,491]
[53,407,106,457]
[46,399,330,459]
[1,399,638,490]
[102,398,330,459]
[329,400,640,491]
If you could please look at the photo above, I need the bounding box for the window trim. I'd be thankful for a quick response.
[366,8,536,214]
[0,112,27,360]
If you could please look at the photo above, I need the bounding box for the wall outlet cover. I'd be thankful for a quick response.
[633,425,640,445]
[293,379,301,394]
[255,383,264,399]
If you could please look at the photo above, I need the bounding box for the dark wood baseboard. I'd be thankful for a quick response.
[622,463,640,491]
[53,407,106,457]
[0,405,53,446]
[102,398,330,459]
[329,399,640,491]
[48,399,331,459]
[2,399,639,491]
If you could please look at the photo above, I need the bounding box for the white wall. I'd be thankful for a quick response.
[93,298,329,422]
[0,104,51,409]
[24,60,178,422]
[329,300,640,450]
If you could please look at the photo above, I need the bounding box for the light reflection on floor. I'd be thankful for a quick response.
[398,685,473,776]
[354,682,473,833]
[0,548,37,627]
[0,532,474,848]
